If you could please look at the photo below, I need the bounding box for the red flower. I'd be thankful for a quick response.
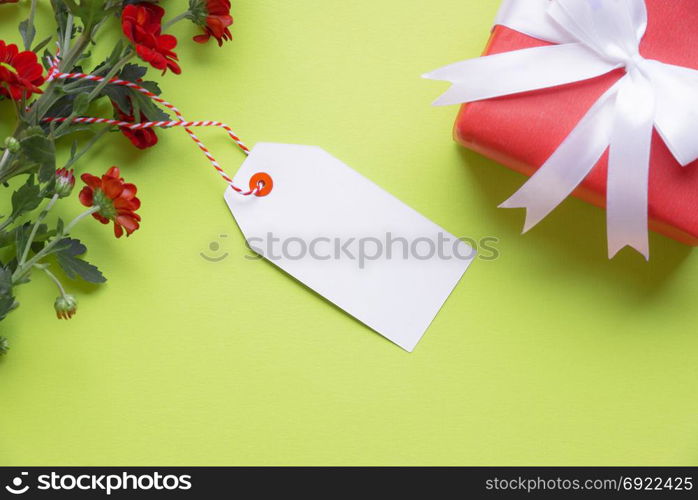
[0,41,45,100]
[112,100,158,149]
[192,0,233,46]
[122,3,181,74]
[79,167,142,238]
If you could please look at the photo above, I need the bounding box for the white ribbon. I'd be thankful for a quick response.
[424,0,698,259]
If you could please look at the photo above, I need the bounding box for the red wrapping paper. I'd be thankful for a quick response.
[454,0,698,246]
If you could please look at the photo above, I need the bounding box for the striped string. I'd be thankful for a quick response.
[44,51,261,196]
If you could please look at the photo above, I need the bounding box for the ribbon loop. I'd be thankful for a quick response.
[548,0,647,63]
[423,43,619,105]
[494,0,576,43]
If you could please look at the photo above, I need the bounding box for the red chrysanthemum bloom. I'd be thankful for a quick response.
[79,167,142,238]
[0,40,45,100]
[112,100,158,149]
[192,0,233,46]
[122,3,181,74]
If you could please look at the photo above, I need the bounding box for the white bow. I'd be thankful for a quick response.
[424,0,698,259]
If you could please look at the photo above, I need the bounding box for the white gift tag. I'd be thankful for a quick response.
[224,143,474,351]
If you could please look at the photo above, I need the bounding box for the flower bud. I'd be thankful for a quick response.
[54,294,77,320]
[0,337,8,356]
[4,136,19,153]
[188,0,207,25]
[54,168,76,198]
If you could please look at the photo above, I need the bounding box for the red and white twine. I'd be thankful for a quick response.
[43,51,260,196]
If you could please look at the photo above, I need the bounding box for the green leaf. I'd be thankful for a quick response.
[42,94,95,137]
[21,134,55,167]
[0,298,14,322]
[32,35,53,54]
[52,236,83,254]
[54,238,106,283]
[97,63,170,121]
[62,0,79,14]
[76,62,169,123]
[0,266,12,297]
[54,123,100,140]
[103,85,130,114]
[11,176,41,218]
[20,131,56,181]
[137,80,162,96]
[69,0,120,31]
[73,93,90,116]
[0,231,12,249]
[14,223,32,262]
[0,266,15,322]
[44,95,76,120]
[131,96,141,122]
[38,162,56,185]
[42,48,55,71]
[19,19,36,52]
[120,63,148,82]
[18,125,46,140]
[20,218,62,252]
[51,0,72,47]
[131,91,169,122]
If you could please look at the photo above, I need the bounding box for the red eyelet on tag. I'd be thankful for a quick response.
[250,172,273,197]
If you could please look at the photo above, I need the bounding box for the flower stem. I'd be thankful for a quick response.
[87,52,134,101]
[35,264,67,299]
[63,126,111,170]
[0,149,17,231]
[58,32,90,74]
[0,216,16,233]
[163,11,192,31]
[0,148,11,173]
[0,148,16,194]
[64,205,101,234]
[63,14,74,55]
[18,194,59,267]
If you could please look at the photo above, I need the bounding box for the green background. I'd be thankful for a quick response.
[1,0,697,466]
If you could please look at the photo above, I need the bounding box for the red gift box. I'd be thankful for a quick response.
[454,0,698,246]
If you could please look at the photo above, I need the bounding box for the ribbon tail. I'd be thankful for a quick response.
[500,80,622,232]
[606,71,656,260]
[423,43,619,106]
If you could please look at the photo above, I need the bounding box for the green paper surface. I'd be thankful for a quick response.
[0,1,696,466]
